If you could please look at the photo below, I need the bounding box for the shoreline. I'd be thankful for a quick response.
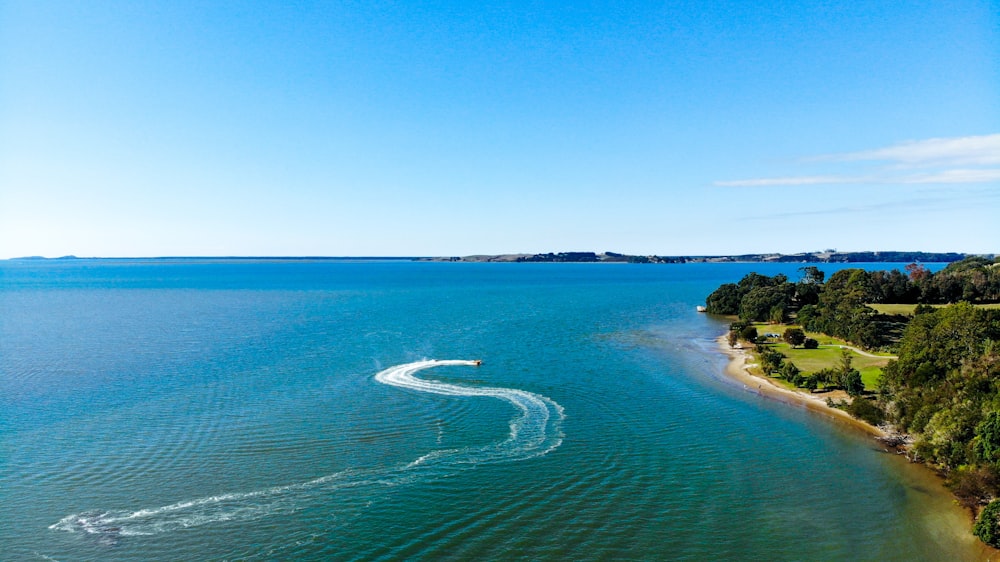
[714,334,887,438]
[716,333,1000,560]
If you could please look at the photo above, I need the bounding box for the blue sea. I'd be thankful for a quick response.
[0,259,986,560]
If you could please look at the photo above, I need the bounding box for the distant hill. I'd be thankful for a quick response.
[420,251,984,264]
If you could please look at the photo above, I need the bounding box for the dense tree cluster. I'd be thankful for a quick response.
[874,303,1000,542]
[879,304,1000,468]
[710,261,1000,545]
[705,271,817,322]
[707,257,1000,351]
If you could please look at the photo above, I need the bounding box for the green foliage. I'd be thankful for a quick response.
[706,283,740,315]
[975,412,1000,466]
[730,320,750,332]
[813,367,837,386]
[923,257,1000,304]
[758,347,785,375]
[705,273,797,321]
[780,361,800,381]
[706,268,1000,546]
[797,304,818,327]
[841,370,864,396]
[740,285,792,322]
[799,266,825,284]
[833,348,864,395]
[801,269,882,349]
[769,304,786,324]
[948,465,1000,511]
[885,303,998,389]
[837,348,853,375]
[783,328,806,347]
[846,397,885,425]
[739,326,758,343]
[974,500,1000,547]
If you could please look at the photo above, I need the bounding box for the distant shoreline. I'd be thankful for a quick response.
[5,250,986,263]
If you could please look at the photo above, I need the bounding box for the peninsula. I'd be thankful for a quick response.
[705,257,1000,547]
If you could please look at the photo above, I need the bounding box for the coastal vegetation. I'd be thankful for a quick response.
[707,257,1000,546]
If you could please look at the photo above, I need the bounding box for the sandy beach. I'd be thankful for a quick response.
[715,335,887,438]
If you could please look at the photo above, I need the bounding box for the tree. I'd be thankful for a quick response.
[740,326,758,343]
[783,328,806,348]
[803,337,819,349]
[759,347,785,375]
[837,348,854,376]
[813,367,837,388]
[975,412,1000,466]
[842,370,864,396]
[769,304,786,324]
[906,262,930,282]
[706,283,741,315]
[781,361,801,381]
[799,266,825,284]
[836,349,864,395]
[740,285,791,322]
[975,500,1000,547]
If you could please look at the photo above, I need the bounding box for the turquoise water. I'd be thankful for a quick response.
[0,260,984,560]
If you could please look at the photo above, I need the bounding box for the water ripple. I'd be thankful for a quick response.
[50,360,565,542]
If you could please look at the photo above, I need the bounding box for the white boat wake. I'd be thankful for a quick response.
[50,360,564,540]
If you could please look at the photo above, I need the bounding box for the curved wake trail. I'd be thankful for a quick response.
[51,360,564,540]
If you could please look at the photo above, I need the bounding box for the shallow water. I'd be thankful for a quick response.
[0,259,985,560]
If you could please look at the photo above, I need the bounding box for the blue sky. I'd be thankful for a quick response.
[1,1,998,258]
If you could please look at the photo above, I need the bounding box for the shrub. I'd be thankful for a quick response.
[974,499,1000,547]
[948,466,1000,511]
[780,361,801,381]
[803,338,819,349]
[846,397,885,425]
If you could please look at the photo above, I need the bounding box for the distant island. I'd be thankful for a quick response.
[421,250,981,263]
[9,251,993,263]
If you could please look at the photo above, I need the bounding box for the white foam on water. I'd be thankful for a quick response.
[50,359,564,539]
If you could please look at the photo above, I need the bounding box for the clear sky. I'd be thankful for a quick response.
[2,1,998,258]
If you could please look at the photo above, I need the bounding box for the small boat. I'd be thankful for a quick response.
[696,306,707,312]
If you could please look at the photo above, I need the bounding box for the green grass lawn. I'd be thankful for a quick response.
[751,323,895,355]
[867,302,1000,315]
[747,323,892,390]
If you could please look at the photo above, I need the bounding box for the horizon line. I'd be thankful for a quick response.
[4,250,992,262]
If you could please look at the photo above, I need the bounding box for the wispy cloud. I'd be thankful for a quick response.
[715,176,866,187]
[895,168,1000,184]
[832,134,1000,167]
[716,133,1000,187]
[743,187,1000,221]
[716,175,873,187]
